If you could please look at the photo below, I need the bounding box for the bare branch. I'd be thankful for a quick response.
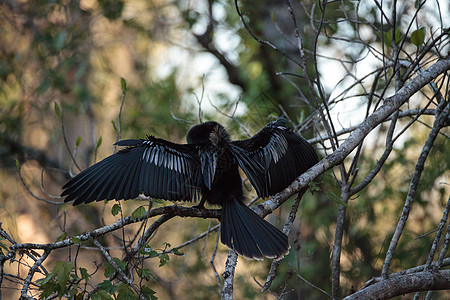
[222,251,238,300]
[382,100,450,278]
[344,270,450,300]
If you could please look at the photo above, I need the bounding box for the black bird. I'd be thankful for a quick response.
[61,118,318,260]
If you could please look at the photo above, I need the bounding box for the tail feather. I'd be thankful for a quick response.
[243,206,288,256]
[221,198,289,260]
[231,200,282,259]
[227,204,260,259]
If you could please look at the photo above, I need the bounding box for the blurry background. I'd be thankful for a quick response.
[0,0,449,299]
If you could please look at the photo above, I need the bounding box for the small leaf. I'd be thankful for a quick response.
[104,258,127,277]
[158,253,170,267]
[55,232,67,242]
[139,245,158,257]
[111,120,118,134]
[327,191,349,207]
[15,159,21,171]
[411,27,425,47]
[97,280,117,294]
[395,28,402,44]
[382,30,392,48]
[54,31,67,51]
[137,268,153,280]
[308,181,321,193]
[37,272,57,298]
[151,198,165,205]
[36,272,55,286]
[141,286,158,300]
[54,101,62,119]
[120,77,127,93]
[96,136,102,150]
[115,257,128,270]
[298,110,305,124]
[0,239,9,255]
[117,282,137,300]
[76,136,82,147]
[111,204,121,216]
[131,206,146,221]
[80,267,90,283]
[69,286,78,297]
[71,237,82,244]
[53,261,73,293]
[414,0,421,9]
[172,248,185,256]
[92,288,114,300]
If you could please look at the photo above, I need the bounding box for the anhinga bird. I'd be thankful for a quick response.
[61,118,318,260]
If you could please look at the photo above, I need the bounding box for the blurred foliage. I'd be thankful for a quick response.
[0,0,448,299]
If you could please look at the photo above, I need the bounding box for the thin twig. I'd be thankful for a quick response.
[293,269,332,299]
[382,100,450,278]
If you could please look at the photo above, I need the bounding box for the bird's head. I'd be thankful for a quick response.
[187,121,230,146]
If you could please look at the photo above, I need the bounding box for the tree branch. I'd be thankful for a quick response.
[382,99,450,277]
[344,270,450,300]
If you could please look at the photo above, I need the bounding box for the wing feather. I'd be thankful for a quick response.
[61,136,203,205]
[231,118,318,198]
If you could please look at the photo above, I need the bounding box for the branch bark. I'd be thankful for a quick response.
[344,270,450,300]
[382,99,450,277]
[261,57,450,213]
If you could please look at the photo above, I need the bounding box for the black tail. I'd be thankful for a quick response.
[221,198,289,260]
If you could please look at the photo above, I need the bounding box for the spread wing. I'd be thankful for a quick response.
[61,136,203,205]
[231,118,318,198]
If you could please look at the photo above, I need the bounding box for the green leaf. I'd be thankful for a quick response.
[131,206,146,221]
[76,136,82,147]
[15,159,21,171]
[54,101,62,119]
[411,27,425,47]
[114,258,127,271]
[55,232,67,242]
[414,0,421,9]
[111,204,121,216]
[37,272,55,286]
[92,289,114,300]
[54,31,67,51]
[298,110,305,124]
[151,198,165,205]
[395,28,402,44]
[158,253,170,267]
[120,77,127,93]
[53,261,73,294]
[111,120,118,134]
[139,245,158,257]
[80,267,90,283]
[37,273,57,299]
[382,30,392,48]
[104,258,127,277]
[54,261,73,283]
[137,268,153,280]
[97,280,118,294]
[71,237,82,244]
[96,136,103,150]
[0,239,9,255]
[327,191,349,207]
[172,248,185,256]
[383,28,402,47]
[308,181,321,193]
[141,286,158,300]
[117,282,138,300]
